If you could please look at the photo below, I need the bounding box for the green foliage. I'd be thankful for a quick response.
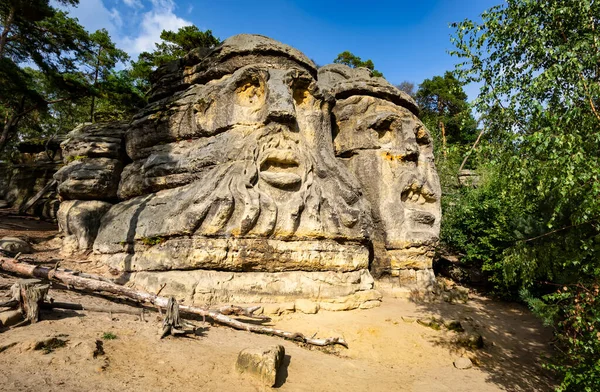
[449,0,600,388]
[66,155,86,163]
[0,1,143,159]
[416,71,478,146]
[140,236,166,246]
[130,26,220,93]
[333,51,383,77]
[85,29,144,122]
[102,332,117,340]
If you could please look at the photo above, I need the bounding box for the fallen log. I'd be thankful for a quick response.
[42,301,146,319]
[0,257,348,348]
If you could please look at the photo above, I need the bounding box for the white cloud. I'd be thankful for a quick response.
[121,0,192,56]
[60,0,192,59]
[123,0,143,8]
[64,0,119,35]
[108,7,123,29]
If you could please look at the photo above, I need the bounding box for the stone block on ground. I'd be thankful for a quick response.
[0,310,24,327]
[453,357,473,369]
[236,345,285,387]
[0,237,32,254]
[294,299,318,314]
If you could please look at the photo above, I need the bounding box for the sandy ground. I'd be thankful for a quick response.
[0,210,556,391]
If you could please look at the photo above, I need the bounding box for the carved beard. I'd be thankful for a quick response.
[180,124,369,241]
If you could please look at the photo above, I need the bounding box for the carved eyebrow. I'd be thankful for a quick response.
[285,68,314,85]
[359,112,401,130]
[230,67,269,88]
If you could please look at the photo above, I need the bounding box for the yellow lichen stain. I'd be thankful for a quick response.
[293,88,310,106]
[236,80,264,105]
[382,151,406,162]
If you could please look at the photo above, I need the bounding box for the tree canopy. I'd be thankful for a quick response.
[130,26,221,93]
[416,71,478,146]
[333,51,383,77]
[448,1,600,388]
[0,1,144,159]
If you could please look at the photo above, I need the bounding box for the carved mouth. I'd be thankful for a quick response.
[400,182,436,205]
[259,149,302,188]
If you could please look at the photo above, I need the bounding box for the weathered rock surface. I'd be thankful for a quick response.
[294,299,319,314]
[0,237,33,254]
[61,122,127,160]
[53,34,442,306]
[124,268,379,308]
[54,122,127,202]
[318,64,441,283]
[236,345,285,387]
[58,200,113,251]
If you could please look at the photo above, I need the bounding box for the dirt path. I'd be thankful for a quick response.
[0,211,556,391]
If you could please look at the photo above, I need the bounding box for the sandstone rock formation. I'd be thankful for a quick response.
[54,34,442,309]
[318,64,441,287]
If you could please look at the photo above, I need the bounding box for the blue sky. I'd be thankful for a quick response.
[63,0,501,100]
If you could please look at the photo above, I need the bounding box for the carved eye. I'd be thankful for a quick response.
[291,77,312,106]
[236,77,264,106]
[415,125,431,145]
[370,116,396,144]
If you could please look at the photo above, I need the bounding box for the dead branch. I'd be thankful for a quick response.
[0,257,348,348]
[215,305,271,321]
[41,301,146,318]
[18,179,57,214]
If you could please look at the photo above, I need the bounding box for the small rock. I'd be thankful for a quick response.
[294,299,318,314]
[262,304,281,316]
[417,317,443,330]
[454,357,473,369]
[444,320,464,332]
[0,200,8,208]
[0,310,23,328]
[359,299,381,309]
[0,237,33,254]
[236,345,285,387]
[456,332,484,349]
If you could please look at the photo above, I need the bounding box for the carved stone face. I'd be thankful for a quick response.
[332,94,441,248]
[96,44,371,262]
[191,65,325,194]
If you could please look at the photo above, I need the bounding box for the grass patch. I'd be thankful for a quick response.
[140,236,166,246]
[102,332,118,340]
[34,337,68,354]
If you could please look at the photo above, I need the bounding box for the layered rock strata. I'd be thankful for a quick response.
[318,64,441,287]
[54,34,442,308]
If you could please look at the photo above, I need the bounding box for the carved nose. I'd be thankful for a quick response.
[265,75,295,124]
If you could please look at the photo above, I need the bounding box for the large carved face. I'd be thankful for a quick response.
[332,94,440,247]
[192,65,325,194]
[110,49,370,245]
[316,65,441,251]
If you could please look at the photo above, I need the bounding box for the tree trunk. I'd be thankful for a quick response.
[439,120,447,158]
[18,179,57,214]
[11,279,50,324]
[90,47,102,123]
[0,257,348,348]
[0,5,15,57]
[0,116,15,155]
